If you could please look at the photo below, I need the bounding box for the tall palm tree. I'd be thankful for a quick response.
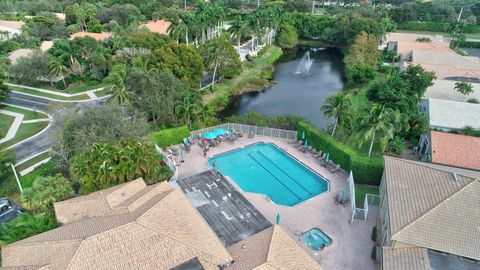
[321,92,351,137]
[454,81,473,101]
[175,94,198,129]
[168,15,189,45]
[357,104,399,158]
[229,16,249,53]
[48,60,69,89]
[103,64,132,108]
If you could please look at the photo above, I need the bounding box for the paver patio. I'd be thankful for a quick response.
[170,135,378,270]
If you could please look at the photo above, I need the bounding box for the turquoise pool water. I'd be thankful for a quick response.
[208,142,329,206]
[301,228,332,250]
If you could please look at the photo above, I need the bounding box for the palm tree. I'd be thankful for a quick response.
[168,15,189,45]
[321,92,351,137]
[103,64,132,108]
[48,60,69,89]
[357,105,399,158]
[229,16,249,53]
[454,81,474,101]
[175,94,198,129]
[0,214,58,247]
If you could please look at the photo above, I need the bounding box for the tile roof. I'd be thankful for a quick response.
[382,247,430,270]
[2,180,233,270]
[425,98,480,130]
[70,32,111,41]
[53,179,146,224]
[8,49,34,64]
[228,226,322,270]
[140,20,171,35]
[429,131,480,170]
[383,156,480,260]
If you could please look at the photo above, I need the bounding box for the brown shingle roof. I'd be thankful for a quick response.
[2,180,232,270]
[227,227,273,270]
[384,156,480,260]
[430,131,480,170]
[382,247,430,270]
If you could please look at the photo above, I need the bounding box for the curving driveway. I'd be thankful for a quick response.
[4,92,108,163]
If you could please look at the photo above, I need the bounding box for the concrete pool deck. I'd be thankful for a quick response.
[171,135,378,270]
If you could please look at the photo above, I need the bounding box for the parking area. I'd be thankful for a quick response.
[177,170,272,247]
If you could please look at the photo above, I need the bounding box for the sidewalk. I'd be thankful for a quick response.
[0,110,24,144]
[6,83,107,97]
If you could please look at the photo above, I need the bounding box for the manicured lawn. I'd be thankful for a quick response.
[95,87,112,97]
[15,151,51,172]
[355,185,379,207]
[9,86,90,101]
[0,112,15,139]
[0,121,49,149]
[0,105,49,120]
[62,83,107,94]
[297,39,326,47]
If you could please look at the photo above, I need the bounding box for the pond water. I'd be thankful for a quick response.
[222,48,345,129]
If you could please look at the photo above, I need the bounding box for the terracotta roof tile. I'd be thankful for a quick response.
[70,32,111,41]
[140,20,171,35]
[430,131,480,170]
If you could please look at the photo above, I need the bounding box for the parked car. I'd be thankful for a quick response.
[0,198,24,223]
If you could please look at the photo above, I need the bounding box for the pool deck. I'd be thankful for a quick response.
[172,135,378,270]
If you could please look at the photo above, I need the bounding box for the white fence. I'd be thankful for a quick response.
[155,144,179,182]
[353,193,380,221]
[190,123,298,140]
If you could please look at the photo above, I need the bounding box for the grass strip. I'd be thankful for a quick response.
[355,185,379,207]
[0,112,15,139]
[9,86,90,101]
[0,121,49,149]
[0,105,49,120]
[15,151,51,172]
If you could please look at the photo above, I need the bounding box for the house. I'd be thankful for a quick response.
[425,79,480,102]
[139,20,171,35]
[383,33,480,81]
[70,31,112,41]
[418,131,480,170]
[7,48,34,64]
[0,20,24,40]
[2,177,321,270]
[420,98,480,131]
[380,156,480,269]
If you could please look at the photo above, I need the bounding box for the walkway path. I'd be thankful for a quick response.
[0,110,24,144]
[6,83,107,98]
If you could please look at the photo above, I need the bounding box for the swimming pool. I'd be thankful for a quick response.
[301,228,332,250]
[208,142,329,206]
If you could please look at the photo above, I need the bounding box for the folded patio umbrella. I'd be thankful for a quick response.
[276,213,281,225]
[301,131,305,140]
[203,132,217,140]
[304,139,308,148]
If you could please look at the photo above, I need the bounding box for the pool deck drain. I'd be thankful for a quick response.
[177,170,272,247]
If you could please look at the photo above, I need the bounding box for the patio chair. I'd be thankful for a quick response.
[322,159,332,167]
[316,153,326,161]
[329,164,341,173]
[248,131,255,138]
[313,150,323,158]
[309,147,317,154]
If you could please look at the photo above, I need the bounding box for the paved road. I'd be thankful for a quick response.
[4,92,108,163]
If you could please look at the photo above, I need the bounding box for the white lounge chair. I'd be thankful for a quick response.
[329,164,341,173]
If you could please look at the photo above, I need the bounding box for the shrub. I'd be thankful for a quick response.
[21,176,74,213]
[467,98,479,104]
[371,226,377,242]
[0,213,58,246]
[298,121,384,185]
[370,245,377,261]
[147,125,190,147]
[397,21,451,32]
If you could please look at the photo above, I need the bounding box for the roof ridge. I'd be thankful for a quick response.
[392,179,480,241]
[9,238,83,247]
[135,189,232,262]
[64,221,136,270]
[135,221,231,263]
[265,226,276,263]
[383,155,478,179]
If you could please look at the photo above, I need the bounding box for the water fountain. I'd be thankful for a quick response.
[295,50,314,76]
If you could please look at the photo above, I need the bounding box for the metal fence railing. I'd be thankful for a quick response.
[190,123,298,141]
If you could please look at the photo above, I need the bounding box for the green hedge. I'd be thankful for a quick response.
[397,21,451,32]
[298,121,383,185]
[146,126,190,147]
[451,40,480,49]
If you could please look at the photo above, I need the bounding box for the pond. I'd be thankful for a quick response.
[222,47,345,129]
